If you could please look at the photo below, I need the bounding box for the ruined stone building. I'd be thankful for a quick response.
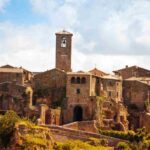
[114,66,150,130]
[0,65,33,116]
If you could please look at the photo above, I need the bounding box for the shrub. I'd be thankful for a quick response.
[143,140,150,149]
[0,110,20,147]
[146,133,150,140]
[88,137,108,146]
[53,140,108,150]
[99,130,135,141]
[117,142,131,150]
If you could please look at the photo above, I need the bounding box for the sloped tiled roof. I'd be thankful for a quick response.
[0,68,23,73]
[89,68,108,77]
[0,64,32,73]
[102,74,122,80]
[34,68,66,76]
[67,71,91,75]
[0,64,15,68]
[113,65,150,73]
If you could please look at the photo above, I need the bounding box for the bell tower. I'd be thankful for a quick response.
[55,30,73,72]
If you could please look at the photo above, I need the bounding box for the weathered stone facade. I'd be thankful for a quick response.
[113,65,150,130]
[32,68,66,107]
[62,70,128,130]
[63,72,96,123]
[0,81,32,116]
[123,78,150,110]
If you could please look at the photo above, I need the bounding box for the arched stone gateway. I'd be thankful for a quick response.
[73,106,83,121]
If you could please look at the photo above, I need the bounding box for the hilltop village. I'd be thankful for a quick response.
[0,30,150,133]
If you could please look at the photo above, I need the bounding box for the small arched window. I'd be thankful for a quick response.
[81,77,86,84]
[61,37,67,47]
[77,77,81,84]
[71,77,75,84]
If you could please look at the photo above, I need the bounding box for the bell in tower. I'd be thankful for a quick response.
[61,37,67,47]
[55,30,73,72]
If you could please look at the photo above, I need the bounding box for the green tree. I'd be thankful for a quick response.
[0,110,20,147]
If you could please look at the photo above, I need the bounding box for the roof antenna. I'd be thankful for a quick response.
[63,27,66,32]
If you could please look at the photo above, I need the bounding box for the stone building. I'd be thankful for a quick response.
[114,65,150,130]
[114,65,150,79]
[63,69,128,130]
[122,77,150,130]
[0,65,33,85]
[0,65,33,117]
[63,71,96,123]
[123,77,150,110]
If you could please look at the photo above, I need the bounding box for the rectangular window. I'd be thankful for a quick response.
[76,89,80,94]
[108,91,111,97]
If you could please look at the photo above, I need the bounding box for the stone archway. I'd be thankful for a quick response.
[73,106,83,121]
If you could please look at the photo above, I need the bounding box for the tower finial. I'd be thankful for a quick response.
[62,28,66,32]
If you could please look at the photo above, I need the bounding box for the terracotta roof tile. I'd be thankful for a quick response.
[89,68,108,77]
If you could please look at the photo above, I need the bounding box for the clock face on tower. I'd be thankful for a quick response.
[61,37,67,47]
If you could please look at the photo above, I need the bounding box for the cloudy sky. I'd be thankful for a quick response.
[0,0,150,73]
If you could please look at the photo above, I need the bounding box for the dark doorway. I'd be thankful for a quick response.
[73,106,83,121]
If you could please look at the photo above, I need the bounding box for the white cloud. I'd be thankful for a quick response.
[0,22,56,71]
[0,0,10,11]
[72,51,150,73]
[0,21,150,73]
[0,0,150,72]
[29,0,79,28]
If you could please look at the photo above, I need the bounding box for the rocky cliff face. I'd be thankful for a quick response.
[1,121,54,150]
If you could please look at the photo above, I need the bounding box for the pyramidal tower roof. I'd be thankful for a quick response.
[55,30,73,35]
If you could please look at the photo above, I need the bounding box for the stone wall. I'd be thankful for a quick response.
[33,68,66,89]
[123,80,150,110]
[0,72,23,85]
[33,68,66,107]
[0,82,32,116]
[46,125,127,147]
[62,120,98,133]
[100,78,122,103]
